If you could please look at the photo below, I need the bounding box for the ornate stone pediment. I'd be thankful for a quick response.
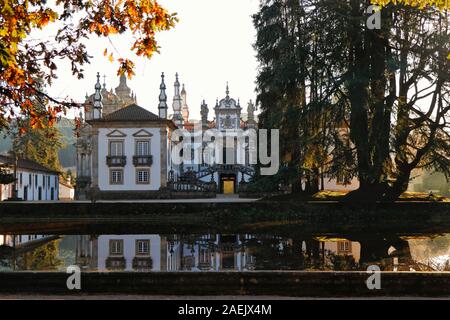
[220,115,235,129]
[106,129,127,137]
[133,129,153,137]
[216,84,241,110]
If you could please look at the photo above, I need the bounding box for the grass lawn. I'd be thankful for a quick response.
[263,190,450,202]
[312,190,450,202]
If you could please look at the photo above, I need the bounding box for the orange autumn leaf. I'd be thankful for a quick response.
[0,0,177,131]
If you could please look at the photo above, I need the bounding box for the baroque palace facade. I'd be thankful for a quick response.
[75,72,257,200]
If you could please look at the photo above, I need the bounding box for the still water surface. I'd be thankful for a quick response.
[1,233,450,272]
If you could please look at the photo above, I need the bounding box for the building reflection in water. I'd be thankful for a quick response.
[166,234,257,272]
[75,234,258,272]
[2,233,450,272]
[73,234,443,272]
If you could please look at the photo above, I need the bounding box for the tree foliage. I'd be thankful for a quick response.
[10,81,65,172]
[17,239,62,271]
[0,0,177,131]
[11,119,64,172]
[253,0,449,201]
[0,166,15,184]
[372,0,450,10]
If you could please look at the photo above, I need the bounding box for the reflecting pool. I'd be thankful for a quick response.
[1,233,450,272]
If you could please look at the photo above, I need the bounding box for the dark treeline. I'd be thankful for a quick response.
[253,0,450,201]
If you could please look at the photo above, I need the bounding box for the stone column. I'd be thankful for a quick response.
[86,153,92,178]
[160,236,167,271]
[76,152,81,177]
[91,236,99,270]
[91,127,99,187]
[160,126,168,188]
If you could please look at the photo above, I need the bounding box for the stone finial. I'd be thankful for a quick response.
[93,72,103,119]
[181,84,189,123]
[94,72,101,90]
[201,100,209,130]
[172,72,183,126]
[247,100,255,120]
[158,72,168,119]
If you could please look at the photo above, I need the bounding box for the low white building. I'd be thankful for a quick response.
[0,235,54,247]
[59,176,75,200]
[0,155,59,201]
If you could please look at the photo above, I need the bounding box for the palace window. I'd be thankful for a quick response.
[136,240,150,255]
[133,140,153,166]
[199,248,211,264]
[338,241,351,253]
[109,140,124,156]
[110,169,124,185]
[109,239,124,256]
[136,169,150,184]
[132,257,153,270]
[135,140,150,156]
[108,140,126,167]
[106,257,126,270]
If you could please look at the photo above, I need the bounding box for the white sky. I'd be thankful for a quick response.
[44,0,260,120]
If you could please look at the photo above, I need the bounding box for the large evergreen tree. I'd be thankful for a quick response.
[253,0,449,201]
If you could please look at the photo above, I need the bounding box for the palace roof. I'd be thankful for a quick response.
[102,104,161,122]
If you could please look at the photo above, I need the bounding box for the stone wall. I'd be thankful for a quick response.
[0,202,449,236]
[91,190,216,200]
[2,271,450,297]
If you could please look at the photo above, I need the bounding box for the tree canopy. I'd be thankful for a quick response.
[371,0,450,10]
[0,0,177,131]
[253,0,449,201]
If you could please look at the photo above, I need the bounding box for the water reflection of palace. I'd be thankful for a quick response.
[166,234,257,271]
[2,233,450,272]
[75,234,259,272]
[74,234,367,272]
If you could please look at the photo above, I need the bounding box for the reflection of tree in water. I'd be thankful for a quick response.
[249,234,435,271]
[16,239,63,271]
[359,237,391,269]
[357,235,436,271]
[225,234,450,271]
[408,234,450,271]
[328,254,358,271]
[251,237,307,270]
[249,237,359,271]
[444,261,450,271]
